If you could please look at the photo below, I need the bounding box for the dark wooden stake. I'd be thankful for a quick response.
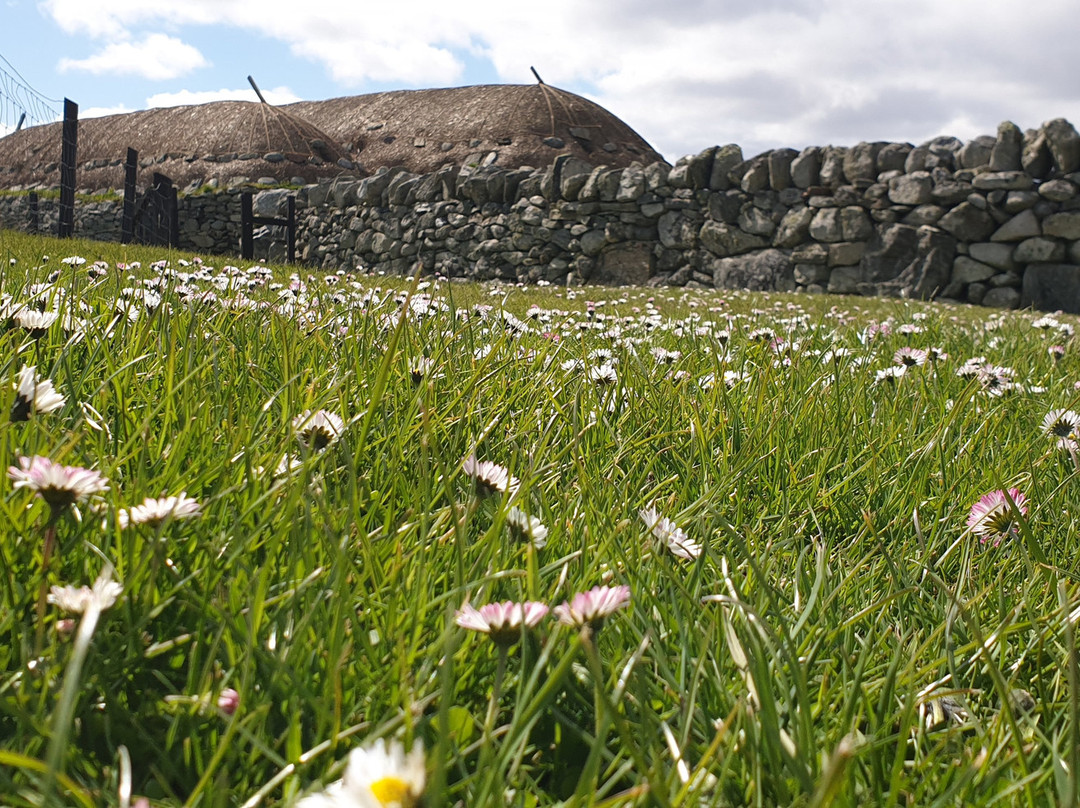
[58,98,78,238]
[121,147,137,243]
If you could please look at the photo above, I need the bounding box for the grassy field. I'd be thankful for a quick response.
[1,229,1079,807]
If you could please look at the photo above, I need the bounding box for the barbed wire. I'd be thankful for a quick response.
[0,51,62,136]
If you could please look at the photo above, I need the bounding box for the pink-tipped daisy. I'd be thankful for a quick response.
[554,585,631,631]
[893,347,928,368]
[462,455,519,497]
[967,488,1028,546]
[454,600,549,647]
[118,492,202,529]
[11,365,65,421]
[8,455,108,511]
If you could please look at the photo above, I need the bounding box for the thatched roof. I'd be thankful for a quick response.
[285,84,664,174]
[0,101,357,192]
[0,84,664,192]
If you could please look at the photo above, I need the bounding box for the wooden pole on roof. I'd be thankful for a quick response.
[530,66,545,85]
[247,75,268,104]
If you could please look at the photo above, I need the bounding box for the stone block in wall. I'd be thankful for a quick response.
[792,243,829,264]
[1021,262,1080,311]
[972,171,1033,191]
[982,287,1021,308]
[1044,119,1080,174]
[1069,241,1080,264]
[594,241,653,284]
[1014,237,1066,263]
[809,208,843,242]
[699,221,767,256]
[860,222,956,299]
[616,165,646,202]
[768,148,798,191]
[387,173,420,205]
[708,144,743,191]
[952,256,996,284]
[707,190,743,224]
[829,241,866,267]
[1022,130,1052,178]
[657,210,700,249]
[1039,179,1078,202]
[794,263,830,285]
[876,143,912,174]
[773,207,815,248]
[1003,190,1039,213]
[711,248,792,291]
[841,207,873,241]
[888,172,932,205]
[968,242,1016,271]
[902,205,945,226]
[790,147,821,189]
[820,147,847,188]
[1043,211,1080,239]
[930,181,971,205]
[738,206,776,237]
[937,202,995,242]
[989,121,1023,171]
[740,156,770,194]
[990,209,1041,242]
[958,135,995,169]
[827,266,861,294]
[843,142,883,183]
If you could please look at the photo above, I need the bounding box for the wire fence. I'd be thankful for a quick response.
[0,51,61,137]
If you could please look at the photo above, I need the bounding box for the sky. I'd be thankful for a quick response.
[2,0,1080,164]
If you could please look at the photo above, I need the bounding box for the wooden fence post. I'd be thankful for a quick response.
[122,148,137,243]
[28,192,38,234]
[240,192,254,259]
[286,195,296,264]
[58,98,78,238]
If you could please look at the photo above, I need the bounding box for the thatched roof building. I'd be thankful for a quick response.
[285,84,663,174]
[0,84,663,192]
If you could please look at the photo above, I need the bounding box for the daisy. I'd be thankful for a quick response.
[8,455,108,511]
[875,366,907,384]
[297,738,426,808]
[640,507,702,561]
[893,347,928,367]
[11,365,65,421]
[1041,409,1080,452]
[462,455,519,497]
[454,600,549,647]
[967,488,1028,546]
[119,493,202,528]
[407,356,438,385]
[14,309,58,337]
[588,364,618,386]
[293,409,345,451]
[48,577,123,614]
[505,506,548,549]
[554,585,631,631]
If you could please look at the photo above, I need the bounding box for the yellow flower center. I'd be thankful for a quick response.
[369,776,414,806]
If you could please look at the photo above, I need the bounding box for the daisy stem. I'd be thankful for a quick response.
[478,646,507,775]
[1069,444,1080,476]
[33,520,58,656]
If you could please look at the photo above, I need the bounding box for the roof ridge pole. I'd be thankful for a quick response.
[247,75,268,104]
[530,66,545,85]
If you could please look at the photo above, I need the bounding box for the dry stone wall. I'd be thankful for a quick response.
[3,117,1080,312]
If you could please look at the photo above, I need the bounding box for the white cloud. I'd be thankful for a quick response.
[81,104,134,118]
[145,86,301,108]
[38,0,1080,161]
[58,33,207,80]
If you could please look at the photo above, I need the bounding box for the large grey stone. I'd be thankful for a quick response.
[794,263,830,285]
[1022,130,1052,178]
[889,171,933,205]
[840,206,874,240]
[580,229,606,256]
[1039,179,1078,202]
[958,135,995,169]
[738,205,776,237]
[773,207,815,248]
[557,157,596,200]
[1044,118,1080,174]
[951,256,996,284]
[709,144,743,191]
[969,242,1016,271]
[1014,237,1066,263]
[937,202,996,241]
[989,121,1023,171]
[809,208,843,242]
[712,248,792,291]
[843,142,883,183]
[972,171,1034,191]
[819,147,847,188]
[740,156,770,193]
[253,188,292,217]
[991,209,1042,241]
[982,287,1021,309]
[828,266,862,294]
[595,242,653,285]
[859,222,956,298]
[876,143,913,173]
[768,148,799,191]
[1043,211,1080,239]
[790,147,821,189]
[829,241,866,267]
[657,210,700,249]
[615,164,646,202]
[1021,263,1080,312]
[901,205,945,226]
[699,221,767,256]
[1004,191,1039,213]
